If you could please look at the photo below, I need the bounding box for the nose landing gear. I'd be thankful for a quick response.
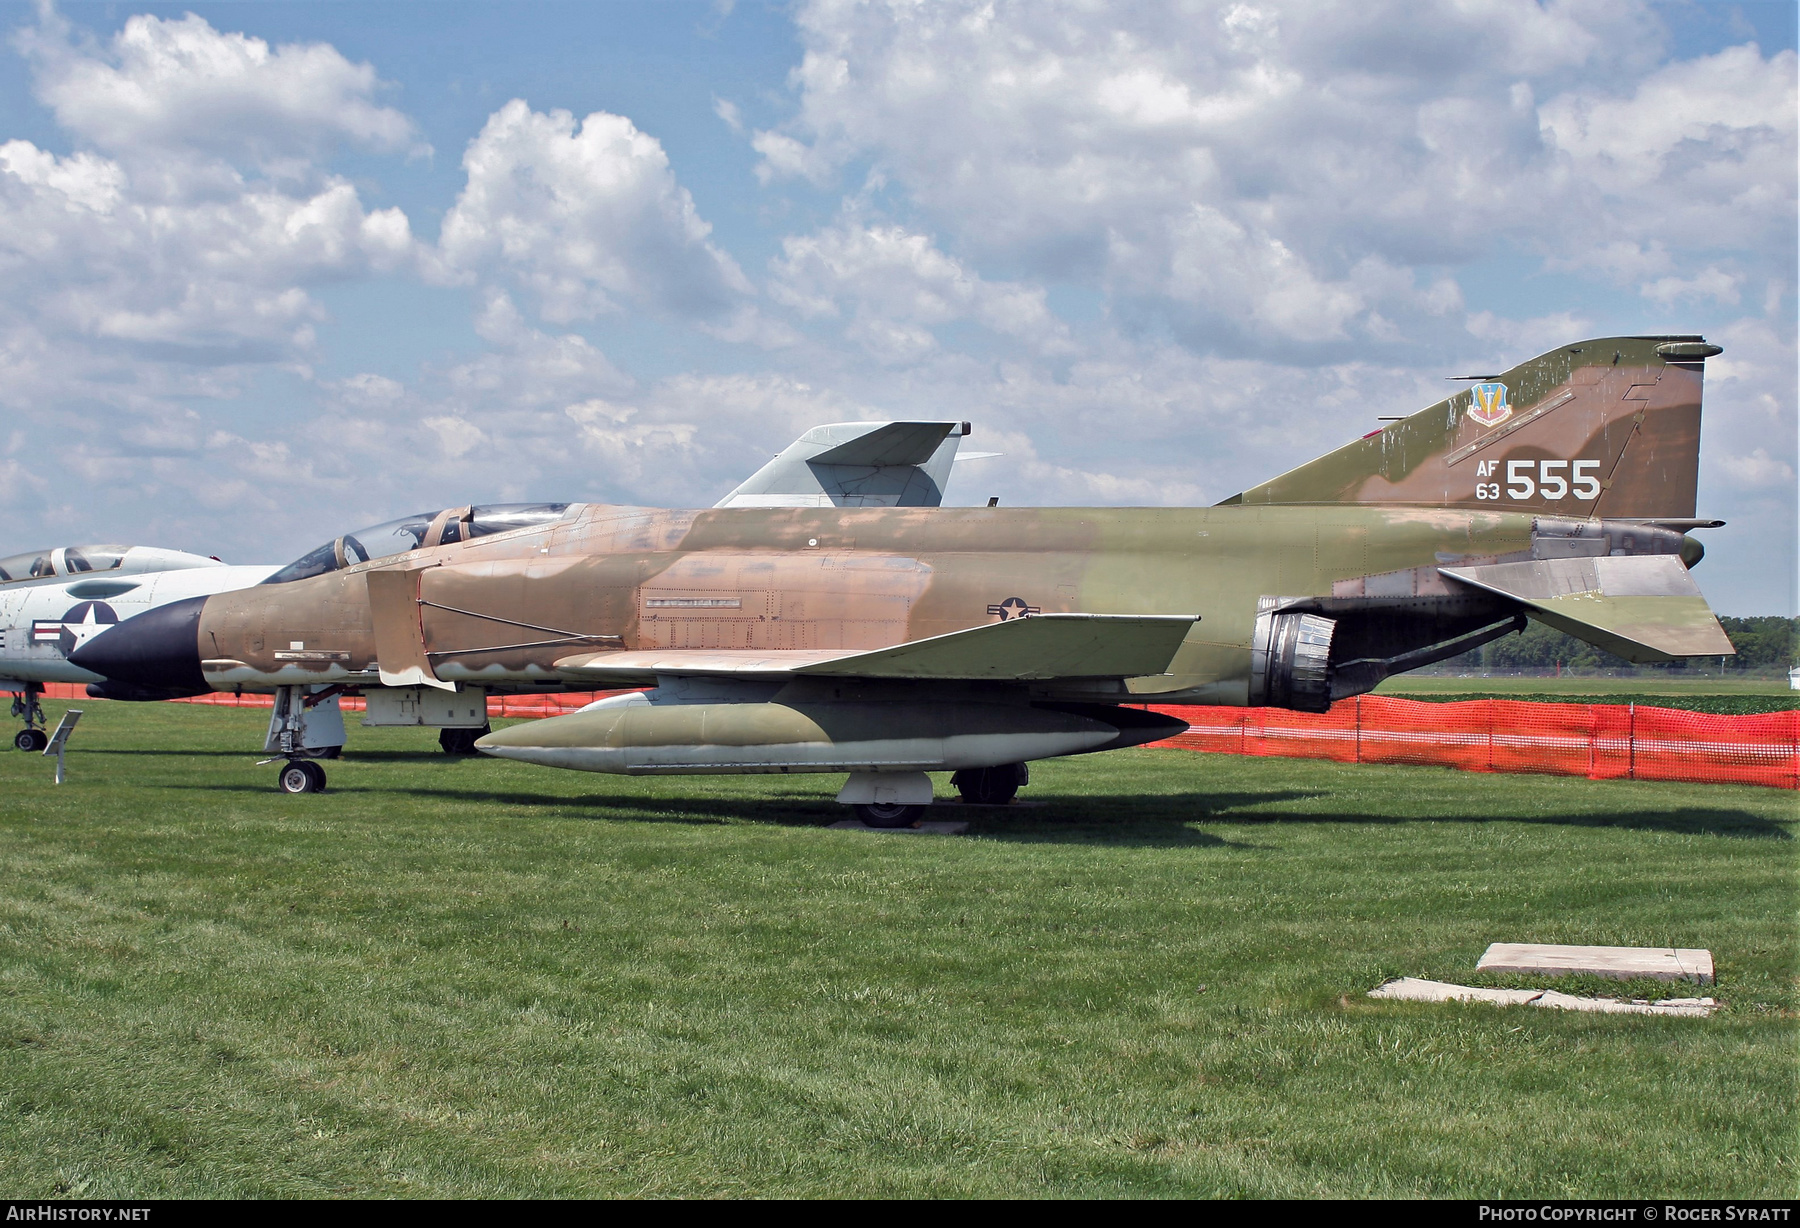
[263,685,345,792]
[277,759,327,793]
[11,685,47,752]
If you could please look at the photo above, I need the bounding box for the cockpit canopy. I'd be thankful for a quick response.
[0,545,230,587]
[262,504,572,586]
[0,544,131,582]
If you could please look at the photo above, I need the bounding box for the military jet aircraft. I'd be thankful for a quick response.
[9,420,979,756]
[0,545,280,749]
[72,337,1733,821]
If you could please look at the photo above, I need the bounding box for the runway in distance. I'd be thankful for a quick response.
[71,336,1734,822]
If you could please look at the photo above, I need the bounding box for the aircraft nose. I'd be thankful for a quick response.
[69,595,209,694]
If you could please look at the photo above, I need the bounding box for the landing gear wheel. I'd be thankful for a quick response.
[14,728,48,753]
[855,801,925,828]
[439,726,487,755]
[952,763,1026,806]
[305,745,342,760]
[277,760,326,794]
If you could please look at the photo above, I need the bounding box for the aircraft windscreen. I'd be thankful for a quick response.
[61,545,129,573]
[262,504,571,585]
[0,544,130,582]
[0,552,53,582]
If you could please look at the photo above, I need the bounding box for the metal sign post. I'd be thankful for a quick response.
[42,710,82,784]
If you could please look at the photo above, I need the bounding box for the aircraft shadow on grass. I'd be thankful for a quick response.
[138,751,1791,843]
[934,792,1792,842]
[392,785,1791,843]
[335,784,1266,848]
[1187,801,1793,840]
[97,748,270,758]
[155,771,1270,847]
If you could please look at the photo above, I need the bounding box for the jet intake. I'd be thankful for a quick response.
[1249,610,1336,713]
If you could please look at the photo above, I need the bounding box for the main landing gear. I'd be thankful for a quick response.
[855,801,926,828]
[439,725,489,756]
[841,764,1030,827]
[11,685,47,753]
[952,762,1027,806]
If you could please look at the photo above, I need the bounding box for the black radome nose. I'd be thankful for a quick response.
[70,595,209,695]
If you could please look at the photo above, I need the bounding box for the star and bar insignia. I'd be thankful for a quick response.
[986,596,1041,621]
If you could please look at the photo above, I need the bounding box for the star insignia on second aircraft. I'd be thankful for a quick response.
[30,601,119,655]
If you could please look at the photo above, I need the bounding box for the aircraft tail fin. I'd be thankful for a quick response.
[716,421,971,509]
[1221,336,1720,519]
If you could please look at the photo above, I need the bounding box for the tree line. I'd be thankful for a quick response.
[1440,616,1798,673]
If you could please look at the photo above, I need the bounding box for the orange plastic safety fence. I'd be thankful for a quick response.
[486,691,633,717]
[1148,695,1799,789]
[151,687,632,717]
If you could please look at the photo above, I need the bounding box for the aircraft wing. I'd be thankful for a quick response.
[1439,555,1733,663]
[555,613,1199,683]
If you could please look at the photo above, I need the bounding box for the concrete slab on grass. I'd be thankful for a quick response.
[1477,943,1714,984]
[1369,977,1715,1017]
[1367,978,1544,1007]
[829,819,969,835]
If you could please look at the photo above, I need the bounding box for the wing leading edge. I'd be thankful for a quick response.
[555,613,1200,684]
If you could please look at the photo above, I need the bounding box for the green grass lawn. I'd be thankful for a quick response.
[1377,673,1799,713]
[1,701,1794,1198]
[1381,673,1794,698]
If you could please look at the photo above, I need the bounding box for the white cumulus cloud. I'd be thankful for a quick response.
[771,217,1069,359]
[749,0,1791,359]
[438,99,752,323]
[19,10,422,176]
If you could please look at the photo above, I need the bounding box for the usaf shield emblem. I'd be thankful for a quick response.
[1469,382,1511,428]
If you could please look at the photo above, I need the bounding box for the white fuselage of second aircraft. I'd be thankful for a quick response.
[0,545,277,688]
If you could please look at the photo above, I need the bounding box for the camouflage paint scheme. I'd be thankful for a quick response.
[192,502,1517,696]
[174,336,1727,698]
[71,335,1733,794]
[1229,335,1706,517]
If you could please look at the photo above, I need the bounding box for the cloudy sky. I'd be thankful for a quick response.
[1,0,1794,612]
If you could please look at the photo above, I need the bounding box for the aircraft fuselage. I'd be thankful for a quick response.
[149,502,1686,706]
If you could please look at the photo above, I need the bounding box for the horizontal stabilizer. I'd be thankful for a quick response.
[557,613,1199,683]
[1440,555,1733,663]
[715,421,970,509]
[808,421,955,467]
